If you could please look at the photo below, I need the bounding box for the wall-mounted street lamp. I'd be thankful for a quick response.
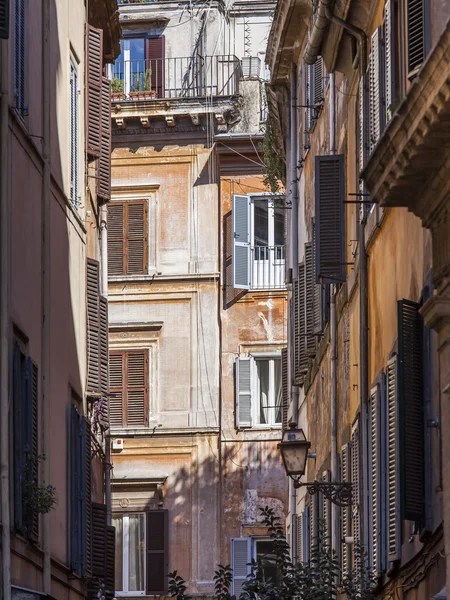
[277,428,352,507]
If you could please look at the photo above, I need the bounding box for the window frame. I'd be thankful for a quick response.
[109,349,150,429]
[251,353,282,427]
[113,512,147,596]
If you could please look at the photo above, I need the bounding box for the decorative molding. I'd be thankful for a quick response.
[165,115,175,127]
[140,116,150,128]
[114,117,126,129]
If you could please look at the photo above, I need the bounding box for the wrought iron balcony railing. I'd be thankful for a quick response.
[110,55,242,100]
[250,245,285,290]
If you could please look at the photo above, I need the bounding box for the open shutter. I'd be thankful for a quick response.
[13,343,24,531]
[99,296,109,427]
[341,443,352,576]
[146,510,169,594]
[309,492,319,561]
[70,405,82,574]
[369,384,381,575]
[108,203,125,276]
[312,220,326,335]
[281,348,289,430]
[87,259,100,392]
[407,0,426,78]
[236,356,252,428]
[384,0,396,122]
[0,0,9,39]
[322,470,331,545]
[369,28,384,153]
[109,352,124,427]
[304,65,311,149]
[315,155,345,283]
[126,201,148,275]
[29,362,39,539]
[126,351,148,427]
[70,62,79,206]
[387,356,400,561]
[87,25,103,157]
[14,0,25,115]
[23,358,39,539]
[146,36,165,97]
[231,538,251,596]
[292,277,300,381]
[232,194,251,289]
[398,300,424,521]
[351,419,361,553]
[296,513,303,563]
[304,244,315,356]
[80,418,92,575]
[298,262,307,380]
[98,77,111,202]
[313,57,324,108]
[302,505,310,563]
[89,503,107,599]
[105,526,116,600]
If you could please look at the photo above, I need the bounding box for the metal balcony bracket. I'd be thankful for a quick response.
[293,479,353,507]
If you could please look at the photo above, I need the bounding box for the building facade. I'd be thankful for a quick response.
[267,0,448,598]
[0,1,120,598]
[107,1,289,596]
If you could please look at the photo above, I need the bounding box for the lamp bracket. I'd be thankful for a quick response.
[292,479,353,507]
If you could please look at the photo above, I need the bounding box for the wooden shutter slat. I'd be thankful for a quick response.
[87,25,103,157]
[126,351,148,426]
[109,353,124,427]
[126,201,147,275]
[0,0,10,39]
[87,259,101,392]
[105,526,116,600]
[146,510,169,594]
[98,77,111,201]
[108,203,125,276]
[99,296,109,429]
[281,348,289,430]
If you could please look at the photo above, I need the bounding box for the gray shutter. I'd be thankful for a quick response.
[236,357,252,427]
[70,62,79,206]
[398,300,424,521]
[302,505,310,563]
[232,194,251,289]
[312,220,325,335]
[387,356,400,561]
[304,243,315,356]
[322,470,331,545]
[13,343,24,531]
[313,56,324,108]
[341,443,352,576]
[310,492,319,552]
[407,0,426,78]
[296,262,307,382]
[0,0,10,39]
[296,513,303,563]
[369,28,383,153]
[384,0,396,122]
[231,538,251,596]
[304,64,311,149]
[90,503,107,599]
[281,347,289,430]
[14,0,25,115]
[369,384,381,575]
[351,419,360,552]
[315,155,345,283]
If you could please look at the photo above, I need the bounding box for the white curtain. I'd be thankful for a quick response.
[274,360,282,424]
[128,514,145,592]
[258,360,270,424]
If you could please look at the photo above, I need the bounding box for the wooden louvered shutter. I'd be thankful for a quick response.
[302,505,310,563]
[126,351,148,427]
[312,221,325,335]
[146,510,169,594]
[87,259,101,392]
[91,503,107,583]
[398,300,424,521]
[315,155,345,283]
[298,262,307,380]
[407,0,427,78]
[108,203,125,276]
[369,28,384,154]
[351,419,361,553]
[369,385,381,575]
[81,418,92,575]
[126,201,148,275]
[341,443,352,576]
[23,359,39,540]
[236,357,252,427]
[70,62,79,207]
[30,362,39,539]
[109,352,124,427]
[14,0,25,115]
[232,194,251,289]
[0,0,10,39]
[70,405,82,574]
[313,57,324,108]
[281,348,289,430]
[105,526,116,600]
[231,538,251,596]
[296,513,303,563]
[292,277,300,381]
[98,77,111,202]
[322,470,331,545]
[304,64,311,149]
[146,36,165,98]
[387,356,400,561]
[13,344,24,531]
[384,0,397,123]
[304,244,315,356]
[87,25,103,157]
[99,296,109,427]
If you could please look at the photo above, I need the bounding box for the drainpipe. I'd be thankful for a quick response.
[0,35,11,600]
[42,0,52,592]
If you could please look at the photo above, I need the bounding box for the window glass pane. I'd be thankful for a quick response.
[256,360,270,424]
[130,39,145,61]
[113,515,124,592]
[128,514,146,591]
[255,540,278,584]
[274,205,284,247]
[274,359,282,424]
[254,199,269,247]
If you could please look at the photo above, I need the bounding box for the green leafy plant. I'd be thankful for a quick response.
[111,77,124,94]
[144,67,152,92]
[24,454,56,514]
[260,120,284,193]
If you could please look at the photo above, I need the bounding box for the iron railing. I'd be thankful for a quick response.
[110,55,242,100]
[251,245,285,290]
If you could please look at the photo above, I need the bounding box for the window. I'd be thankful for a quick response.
[108,200,148,277]
[113,510,168,595]
[70,60,79,206]
[112,36,165,97]
[235,355,282,428]
[109,350,149,428]
[14,0,26,117]
[231,537,278,595]
[232,194,285,290]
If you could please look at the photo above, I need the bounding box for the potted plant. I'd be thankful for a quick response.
[111,77,125,101]
[130,68,157,100]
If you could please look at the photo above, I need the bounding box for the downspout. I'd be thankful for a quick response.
[0,34,11,600]
[42,0,52,592]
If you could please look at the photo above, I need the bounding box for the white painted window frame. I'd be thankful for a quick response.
[251,352,282,428]
[115,512,146,596]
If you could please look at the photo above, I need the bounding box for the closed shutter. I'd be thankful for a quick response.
[369,385,381,575]
[146,36,165,97]
[341,443,352,576]
[387,356,400,561]
[384,0,396,122]
[232,194,251,289]
[351,419,360,553]
[398,300,424,521]
[236,357,252,427]
[87,25,103,157]
[296,513,303,563]
[315,155,345,283]
[231,538,251,596]
[108,203,125,276]
[109,353,124,427]
[105,526,116,600]
[98,77,111,202]
[81,418,92,575]
[14,0,25,115]
[281,347,289,430]
[304,243,315,356]
[369,28,383,154]
[29,362,39,539]
[126,351,148,426]
[298,262,307,380]
[407,0,427,78]
[91,503,107,578]
[146,510,169,594]
[87,259,101,392]
[99,296,109,427]
[126,201,148,275]
[0,0,9,39]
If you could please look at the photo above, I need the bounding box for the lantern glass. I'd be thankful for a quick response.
[278,428,310,477]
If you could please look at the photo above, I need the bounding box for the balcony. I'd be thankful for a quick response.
[110,55,242,101]
[250,245,285,290]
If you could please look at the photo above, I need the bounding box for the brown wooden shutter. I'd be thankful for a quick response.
[98,77,111,202]
[304,243,315,356]
[298,262,307,380]
[30,362,39,540]
[108,203,125,276]
[87,259,101,392]
[91,503,107,579]
[387,356,400,561]
[99,296,109,427]
[126,351,148,426]
[146,510,169,594]
[126,201,148,275]
[0,0,10,39]
[145,36,165,98]
[109,352,124,427]
[84,419,93,574]
[407,0,427,79]
[281,347,288,430]
[105,526,116,600]
[87,25,103,157]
